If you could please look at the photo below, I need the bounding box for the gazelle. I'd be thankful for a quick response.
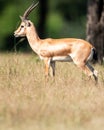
[14,2,98,82]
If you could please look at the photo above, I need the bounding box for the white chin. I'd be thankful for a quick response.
[14,34,25,37]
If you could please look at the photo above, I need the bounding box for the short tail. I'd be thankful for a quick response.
[92,48,98,63]
[87,48,98,64]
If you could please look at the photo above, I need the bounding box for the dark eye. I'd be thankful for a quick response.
[21,25,24,28]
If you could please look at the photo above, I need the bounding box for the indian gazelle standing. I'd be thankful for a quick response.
[14,2,98,82]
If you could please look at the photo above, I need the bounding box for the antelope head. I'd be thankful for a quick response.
[14,1,39,37]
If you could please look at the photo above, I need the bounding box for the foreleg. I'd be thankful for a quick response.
[50,61,55,77]
[44,58,51,81]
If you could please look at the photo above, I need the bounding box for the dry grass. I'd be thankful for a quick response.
[0,53,104,130]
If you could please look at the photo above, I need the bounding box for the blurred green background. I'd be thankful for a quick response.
[0,0,87,52]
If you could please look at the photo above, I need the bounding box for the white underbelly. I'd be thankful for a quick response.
[51,56,73,62]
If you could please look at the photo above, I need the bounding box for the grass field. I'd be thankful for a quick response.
[0,53,104,130]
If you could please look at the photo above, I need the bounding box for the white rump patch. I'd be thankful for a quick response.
[87,48,94,61]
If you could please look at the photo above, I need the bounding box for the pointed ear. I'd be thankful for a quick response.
[19,16,24,21]
[26,21,31,27]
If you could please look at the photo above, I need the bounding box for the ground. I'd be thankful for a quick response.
[0,53,104,130]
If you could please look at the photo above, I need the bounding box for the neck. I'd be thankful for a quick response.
[26,24,40,54]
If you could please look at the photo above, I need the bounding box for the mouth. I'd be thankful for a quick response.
[14,33,19,37]
[14,33,25,38]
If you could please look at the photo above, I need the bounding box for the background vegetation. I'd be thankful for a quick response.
[0,0,87,51]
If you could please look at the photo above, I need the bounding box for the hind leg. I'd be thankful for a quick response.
[74,61,97,81]
[86,62,98,82]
